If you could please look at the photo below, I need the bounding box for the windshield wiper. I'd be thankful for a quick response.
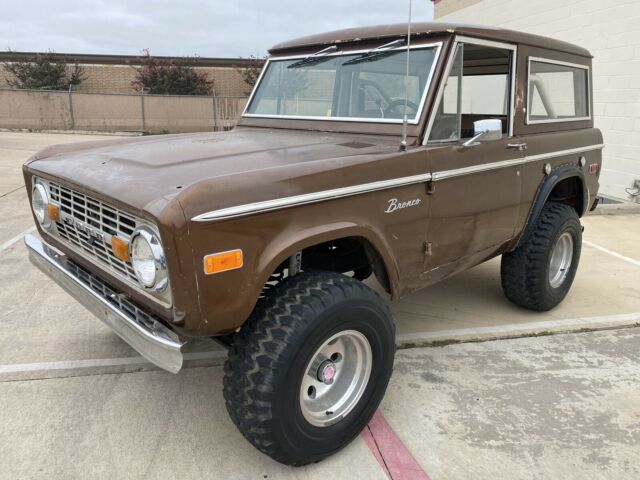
[342,39,406,66]
[287,45,338,69]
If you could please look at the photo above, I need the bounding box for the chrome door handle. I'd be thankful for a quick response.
[507,143,528,151]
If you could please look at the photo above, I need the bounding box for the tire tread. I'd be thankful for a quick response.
[501,202,580,311]
[223,271,392,465]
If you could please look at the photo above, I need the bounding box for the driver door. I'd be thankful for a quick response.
[422,39,524,281]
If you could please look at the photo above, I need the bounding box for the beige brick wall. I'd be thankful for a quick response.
[208,67,254,96]
[435,0,640,201]
[0,63,252,96]
[0,65,11,88]
[78,65,136,93]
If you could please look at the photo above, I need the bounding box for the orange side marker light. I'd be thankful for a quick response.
[204,249,243,275]
[47,204,60,222]
[111,236,130,262]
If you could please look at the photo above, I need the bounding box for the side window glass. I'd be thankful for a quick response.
[429,43,512,143]
[428,44,463,142]
[528,60,589,123]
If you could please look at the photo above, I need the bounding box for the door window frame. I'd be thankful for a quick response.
[423,35,518,144]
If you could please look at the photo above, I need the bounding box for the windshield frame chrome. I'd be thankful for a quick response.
[242,41,443,125]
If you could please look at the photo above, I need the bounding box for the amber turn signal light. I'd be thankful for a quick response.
[204,249,243,275]
[47,204,60,222]
[111,236,130,262]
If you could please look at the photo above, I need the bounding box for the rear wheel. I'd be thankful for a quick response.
[501,202,582,311]
[223,271,395,466]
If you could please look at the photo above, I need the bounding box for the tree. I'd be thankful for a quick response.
[2,50,85,90]
[130,49,213,95]
[234,55,267,94]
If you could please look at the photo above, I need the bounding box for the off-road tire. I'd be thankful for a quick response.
[501,202,582,311]
[223,271,395,466]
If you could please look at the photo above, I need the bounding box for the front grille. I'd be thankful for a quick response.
[67,259,170,337]
[47,181,139,284]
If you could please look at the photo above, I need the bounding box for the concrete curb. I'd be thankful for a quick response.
[0,350,228,382]
[588,201,640,216]
[3,313,639,382]
[0,128,142,136]
[396,313,640,349]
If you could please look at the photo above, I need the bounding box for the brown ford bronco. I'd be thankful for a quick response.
[24,23,602,465]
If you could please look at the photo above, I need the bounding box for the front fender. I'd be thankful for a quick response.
[186,214,400,335]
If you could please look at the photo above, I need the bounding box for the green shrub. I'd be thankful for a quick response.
[234,55,267,94]
[2,50,85,90]
[130,49,213,95]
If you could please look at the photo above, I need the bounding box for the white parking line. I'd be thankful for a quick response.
[0,350,227,375]
[0,226,36,254]
[2,313,639,375]
[584,240,640,267]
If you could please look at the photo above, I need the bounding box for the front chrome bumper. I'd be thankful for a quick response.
[25,233,186,373]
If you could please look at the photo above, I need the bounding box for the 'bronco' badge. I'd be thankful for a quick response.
[385,198,421,214]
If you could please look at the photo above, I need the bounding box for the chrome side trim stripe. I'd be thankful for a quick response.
[433,144,605,181]
[525,144,604,162]
[192,144,604,222]
[192,172,433,222]
[432,157,528,181]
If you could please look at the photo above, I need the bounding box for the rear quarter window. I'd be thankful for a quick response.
[527,58,590,124]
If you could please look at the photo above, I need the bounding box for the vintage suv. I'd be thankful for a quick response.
[24,23,602,465]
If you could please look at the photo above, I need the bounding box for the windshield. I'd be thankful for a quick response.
[245,44,440,123]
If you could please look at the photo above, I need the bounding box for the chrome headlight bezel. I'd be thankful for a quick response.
[32,182,51,229]
[129,226,169,293]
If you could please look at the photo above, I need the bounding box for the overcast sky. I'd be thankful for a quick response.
[1,0,434,58]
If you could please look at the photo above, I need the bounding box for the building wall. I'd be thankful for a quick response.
[433,0,482,18]
[0,62,253,96]
[435,0,640,201]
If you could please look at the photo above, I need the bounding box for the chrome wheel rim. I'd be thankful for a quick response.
[549,232,574,288]
[299,330,372,428]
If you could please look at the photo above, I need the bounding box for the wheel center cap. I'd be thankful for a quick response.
[318,361,337,383]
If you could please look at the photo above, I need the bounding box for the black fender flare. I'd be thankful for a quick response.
[515,163,587,250]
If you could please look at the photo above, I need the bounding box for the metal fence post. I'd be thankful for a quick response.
[68,85,75,130]
[140,87,146,132]
[212,94,219,131]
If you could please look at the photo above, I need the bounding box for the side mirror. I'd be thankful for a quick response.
[461,119,503,148]
[474,119,503,140]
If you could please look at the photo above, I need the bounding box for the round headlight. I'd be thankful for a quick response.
[130,227,168,292]
[32,183,50,228]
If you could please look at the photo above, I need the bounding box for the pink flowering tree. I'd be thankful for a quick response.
[130,49,213,95]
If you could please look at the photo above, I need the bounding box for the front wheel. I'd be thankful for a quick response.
[501,202,582,311]
[223,271,395,466]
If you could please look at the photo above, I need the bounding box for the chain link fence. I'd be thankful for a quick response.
[0,88,248,133]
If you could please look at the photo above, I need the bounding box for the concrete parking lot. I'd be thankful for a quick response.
[1,131,640,479]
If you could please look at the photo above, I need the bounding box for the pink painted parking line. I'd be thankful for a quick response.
[362,410,431,480]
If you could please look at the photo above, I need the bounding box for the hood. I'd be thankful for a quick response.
[26,127,400,214]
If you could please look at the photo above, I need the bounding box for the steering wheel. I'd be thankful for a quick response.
[384,99,419,118]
